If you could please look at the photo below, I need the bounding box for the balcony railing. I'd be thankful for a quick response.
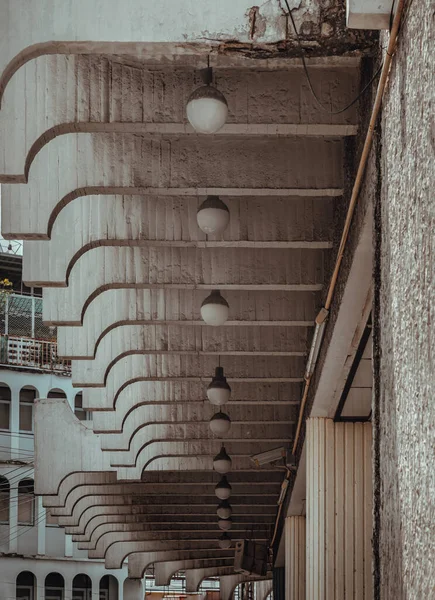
[0,335,71,375]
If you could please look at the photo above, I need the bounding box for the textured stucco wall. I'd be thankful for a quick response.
[374,1,435,597]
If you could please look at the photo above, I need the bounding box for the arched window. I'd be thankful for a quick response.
[45,573,64,600]
[16,571,36,600]
[74,393,89,421]
[19,386,37,432]
[0,383,11,430]
[18,478,34,525]
[100,574,118,600]
[72,574,92,600]
[0,475,9,524]
[47,388,67,399]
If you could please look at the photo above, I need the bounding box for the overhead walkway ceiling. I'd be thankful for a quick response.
[0,0,376,585]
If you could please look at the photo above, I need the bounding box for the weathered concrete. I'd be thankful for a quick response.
[374,0,435,597]
[23,193,334,287]
[0,57,359,181]
[2,131,344,238]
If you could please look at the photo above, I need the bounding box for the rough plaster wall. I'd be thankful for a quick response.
[376,1,435,597]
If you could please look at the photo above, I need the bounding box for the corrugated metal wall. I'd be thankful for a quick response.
[285,516,306,600]
[306,418,373,599]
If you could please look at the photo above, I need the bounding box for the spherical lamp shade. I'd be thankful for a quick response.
[186,85,228,134]
[213,445,232,474]
[200,290,229,326]
[217,500,232,519]
[218,533,232,549]
[207,367,231,406]
[210,411,231,436]
[215,476,232,500]
[218,517,232,531]
[197,196,230,235]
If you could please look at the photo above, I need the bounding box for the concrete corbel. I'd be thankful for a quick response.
[34,398,114,496]
[104,540,233,570]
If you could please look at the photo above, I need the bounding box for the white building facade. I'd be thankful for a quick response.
[0,284,128,600]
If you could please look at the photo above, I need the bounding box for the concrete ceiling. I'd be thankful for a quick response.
[0,1,376,577]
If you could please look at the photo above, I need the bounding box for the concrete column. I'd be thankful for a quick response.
[123,578,143,600]
[9,384,20,460]
[284,516,305,600]
[306,418,372,600]
[3,580,15,600]
[91,574,100,600]
[65,532,73,557]
[37,495,46,555]
[9,480,18,552]
[64,574,73,600]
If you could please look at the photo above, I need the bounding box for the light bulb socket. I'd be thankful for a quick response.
[215,475,232,498]
[201,290,229,309]
[197,195,229,215]
[218,532,232,549]
[188,83,227,106]
[207,367,231,393]
[213,445,232,474]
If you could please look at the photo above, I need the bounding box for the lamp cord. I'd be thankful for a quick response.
[283,0,383,115]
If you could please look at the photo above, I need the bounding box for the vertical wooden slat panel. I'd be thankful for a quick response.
[318,418,326,600]
[325,418,335,600]
[306,419,373,600]
[335,422,345,598]
[344,423,355,599]
[285,516,306,600]
[354,422,364,599]
[363,423,373,600]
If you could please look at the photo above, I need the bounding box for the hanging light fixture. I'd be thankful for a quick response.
[197,196,230,235]
[218,517,232,531]
[217,499,232,519]
[213,445,232,474]
[186,66,228,134]
[218,532,232,549]
[200,290,229,326]
[215,475,232,500]
[207,366,231,406]
[209,411,231,436]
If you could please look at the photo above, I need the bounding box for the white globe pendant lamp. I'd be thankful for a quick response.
[197,196,230,235]
[215,475,232,500]
[209,411,231,436]
[213,445,232,474]
[186,67,228,134]
[218,532,232,549]
[218,517,232,531]
[200,290,229,326]
[207,366,231,406]
[217,499,232,519]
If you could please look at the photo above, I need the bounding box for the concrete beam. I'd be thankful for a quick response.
[57,499,276,530]
[0,50,359,180]
[101,538,268,569]
[45,470,283,509]
[96,403,295,445]
[70,323,307,385]
[56,288,317,360]
[2,130,344,239]
[154,560,234,587]
[185,566,237,592]
[91,380,301,432]
[106,422,291,469]
[83,354,304,411]
[39,245,326,326]
[21,191,334,286]
[128,549,240,579]
[220,574,271,600]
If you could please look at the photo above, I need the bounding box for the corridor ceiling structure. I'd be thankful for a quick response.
[0,0,376,591]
